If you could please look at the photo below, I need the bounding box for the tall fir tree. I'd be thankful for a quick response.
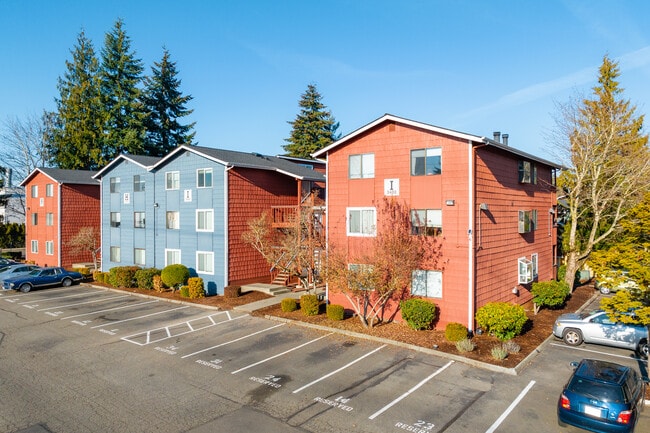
[100,19,146,159]
[141,49,196,156]
[46,30,105,170]
[284,83,340,158]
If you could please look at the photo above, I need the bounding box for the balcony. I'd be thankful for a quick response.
[271,206,298,228]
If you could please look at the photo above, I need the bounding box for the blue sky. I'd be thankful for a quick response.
[2,0,650,163]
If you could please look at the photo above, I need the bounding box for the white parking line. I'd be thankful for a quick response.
[61,300,159,320]
[485,380,536,433]
[181,323,286,359]
[89,305,190,329]
[549,342,648,364]
[293,344,387,394]
[231,333,334,375]
[368,360,454,420]
[36,294,130,311]
[19,291,96,304]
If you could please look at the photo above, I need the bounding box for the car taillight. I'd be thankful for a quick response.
[560,394,570,409]
[617,410,632,424]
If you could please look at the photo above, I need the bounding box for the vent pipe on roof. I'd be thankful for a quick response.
[502,134,509,146]
[493,131,501,142]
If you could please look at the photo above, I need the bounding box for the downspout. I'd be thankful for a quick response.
[324,155,329,304]
[223,166,233,291]
[58,182,62,267]
[467,141,474,331]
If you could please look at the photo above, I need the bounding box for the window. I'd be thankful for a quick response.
[411,148,442,176]
[46,213,54,226]
[197,168,213,188]
[46,241,54,255]
[166,171,180,190]
[518,210,531,233]
[518,257,533,284]
[531,253,538,278]
[411,209,442,236]
[166,211,179,229]
[109,177,120,193]
[196,251,214,274]
[348,264,373,291]
[134,212,145,228]
[110,246,121,263]
[196,209,214,232]
[165,249,181,266]
[531,209,538,230]
[46,184,54,197]
[31,213,38,225]
[411,270,443,298]
[133,175,145,192]
[31,185,38,198]
[31,240,38,253]
[518,160,537,184]
[134,248,146,266]
[110,212,121,228]
[349,153,375,179]
[347,207,376,236]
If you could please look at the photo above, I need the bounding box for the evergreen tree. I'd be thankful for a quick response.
[141,48,196,156]
[284,83,340,158]
[100,19,146,159]
[46,30,104,170]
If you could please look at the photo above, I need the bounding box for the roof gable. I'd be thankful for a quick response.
[93,154,161,179]
[20,168,99,187]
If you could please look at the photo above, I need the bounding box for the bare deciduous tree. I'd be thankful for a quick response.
[67,226,100,270]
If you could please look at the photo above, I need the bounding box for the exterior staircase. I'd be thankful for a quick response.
[271,269,291,286]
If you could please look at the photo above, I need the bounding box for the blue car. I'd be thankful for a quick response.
[4,267,83,293]
[558,359,646,433]
[0,264,41,288]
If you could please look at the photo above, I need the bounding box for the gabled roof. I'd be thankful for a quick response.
[312,113,561,169]
[156,145,325,182]
[92,154,162,179]
[20,167,99,187]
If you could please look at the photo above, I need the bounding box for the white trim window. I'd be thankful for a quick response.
[46,184,54,197]
[196,209,214,232]
[531,253,538,278]
[197,168,213,188]
[349,153,375,179]
[347,207,376,236]
[31,213,38,225]
[134,248,146,266]
[110,212,121,228]
[110,246,121,263]
[411,270,443,298]
[31,240,38,253]
[109,177,120,193]
[518,257,533,284]
[166,211,179,229]
[46,212,54,226]
[196,251,214,274]
[165,249,181,266]
[166,171,180,190]
[411,148,442,176]
[134,212,145,228]
[133,175,145,192]
[30,185,38,198]
[410,209,442,236]
[348,263,374,291]
[45,240,54,255]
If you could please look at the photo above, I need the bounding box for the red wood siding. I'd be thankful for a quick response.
[60,184,100,268]
[24,172,59,266]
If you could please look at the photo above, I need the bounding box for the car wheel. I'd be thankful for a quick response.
[563,328,583,346]
[61,278,72,287]
[638,340,649,359]
[599,286,611,294]
[19,283,32,293]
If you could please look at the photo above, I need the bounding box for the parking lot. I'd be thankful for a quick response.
[0,285,647,433]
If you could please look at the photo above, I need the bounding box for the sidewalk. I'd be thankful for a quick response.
[233,288,325,313]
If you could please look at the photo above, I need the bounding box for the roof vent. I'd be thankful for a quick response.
[493,131,501,142]
[502,134,509,146]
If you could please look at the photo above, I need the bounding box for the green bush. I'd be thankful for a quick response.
[475,302,528,341]
[92,270,104,283]
[281,298,298,312]
[455,338,476,353]
[187,277,205,299]
[531,280,570,313]
[134,268,161,290]
[223,285,241,298]
[73,267,91,276]
[326,304,345,321]
[108,266,141,288]
[160,264,190,290]
[400,299,437,330]
[445,322,468,342]
[179,286,190,297]
[300,294,320,316]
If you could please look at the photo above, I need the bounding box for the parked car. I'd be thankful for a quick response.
[0,258,17,267]
[553,310,649,359]
[0,264,41,288]
[595,270,639,295]
[3,267,83,293]
[558,358,645,433]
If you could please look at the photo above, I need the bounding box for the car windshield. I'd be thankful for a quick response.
[27,269,41,276]
[579,310,600,320]
[568,377,624,403]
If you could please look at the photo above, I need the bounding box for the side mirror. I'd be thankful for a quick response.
[570,361,579,370]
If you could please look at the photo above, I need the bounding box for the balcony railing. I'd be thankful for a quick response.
[271,206,298,228]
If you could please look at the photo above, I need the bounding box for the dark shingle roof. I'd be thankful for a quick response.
[21,168,98,186]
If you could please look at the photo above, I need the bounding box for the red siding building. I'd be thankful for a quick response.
[313,114,560,330]
[21,168,99,269]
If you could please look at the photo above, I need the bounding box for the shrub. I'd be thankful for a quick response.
[152,275,165,292]
[92,270,104,283]
[491,345,508,360]
[134,268,161,290]
[108,266,141,288]
[455,338,476,353]
[400,299,437,330]
[281,298,298,312]
[531,280,570,314]
[160,264,190,291]
[223,285,241,298]
[502,340,521,354]
[187,277,205,299]
[179,286,190,297]
[300,294,320,316]
[445,322,468,342]
[475,302,528,341]
[73,267,90,276]
[326,304,345,321]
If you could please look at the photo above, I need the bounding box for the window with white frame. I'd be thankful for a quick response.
[46,212,54,226]
[531,209,538,230]
[110,212,121,228]
[411,148,442,176]
[165,211,179,229]
[46,241,54,255]
[411,270,443,298]
[133,175,145,192]
[531,253,538,278]
[197,168,213,188]
[196,209,214,232]
[134,212,145,228]
[518,257,533,284]
[166,171,180,190]
[31,240,38,253]
[196,251,214,274]
[165,249,181,266]
[46,184,54,197]
[518,160,537,184]
[410,209,442,236]
[110,246,121,262]
[30,185,38,198]
[348,263,373,291]
[31,213,38,225]
[349,153,375,179]
[347,207,376,236]
[518,210,531,233]
[134,248,146,266]
[109,177,120,193]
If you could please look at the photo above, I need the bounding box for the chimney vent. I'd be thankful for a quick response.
[493,131,501,142]
[502,134,509,146]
